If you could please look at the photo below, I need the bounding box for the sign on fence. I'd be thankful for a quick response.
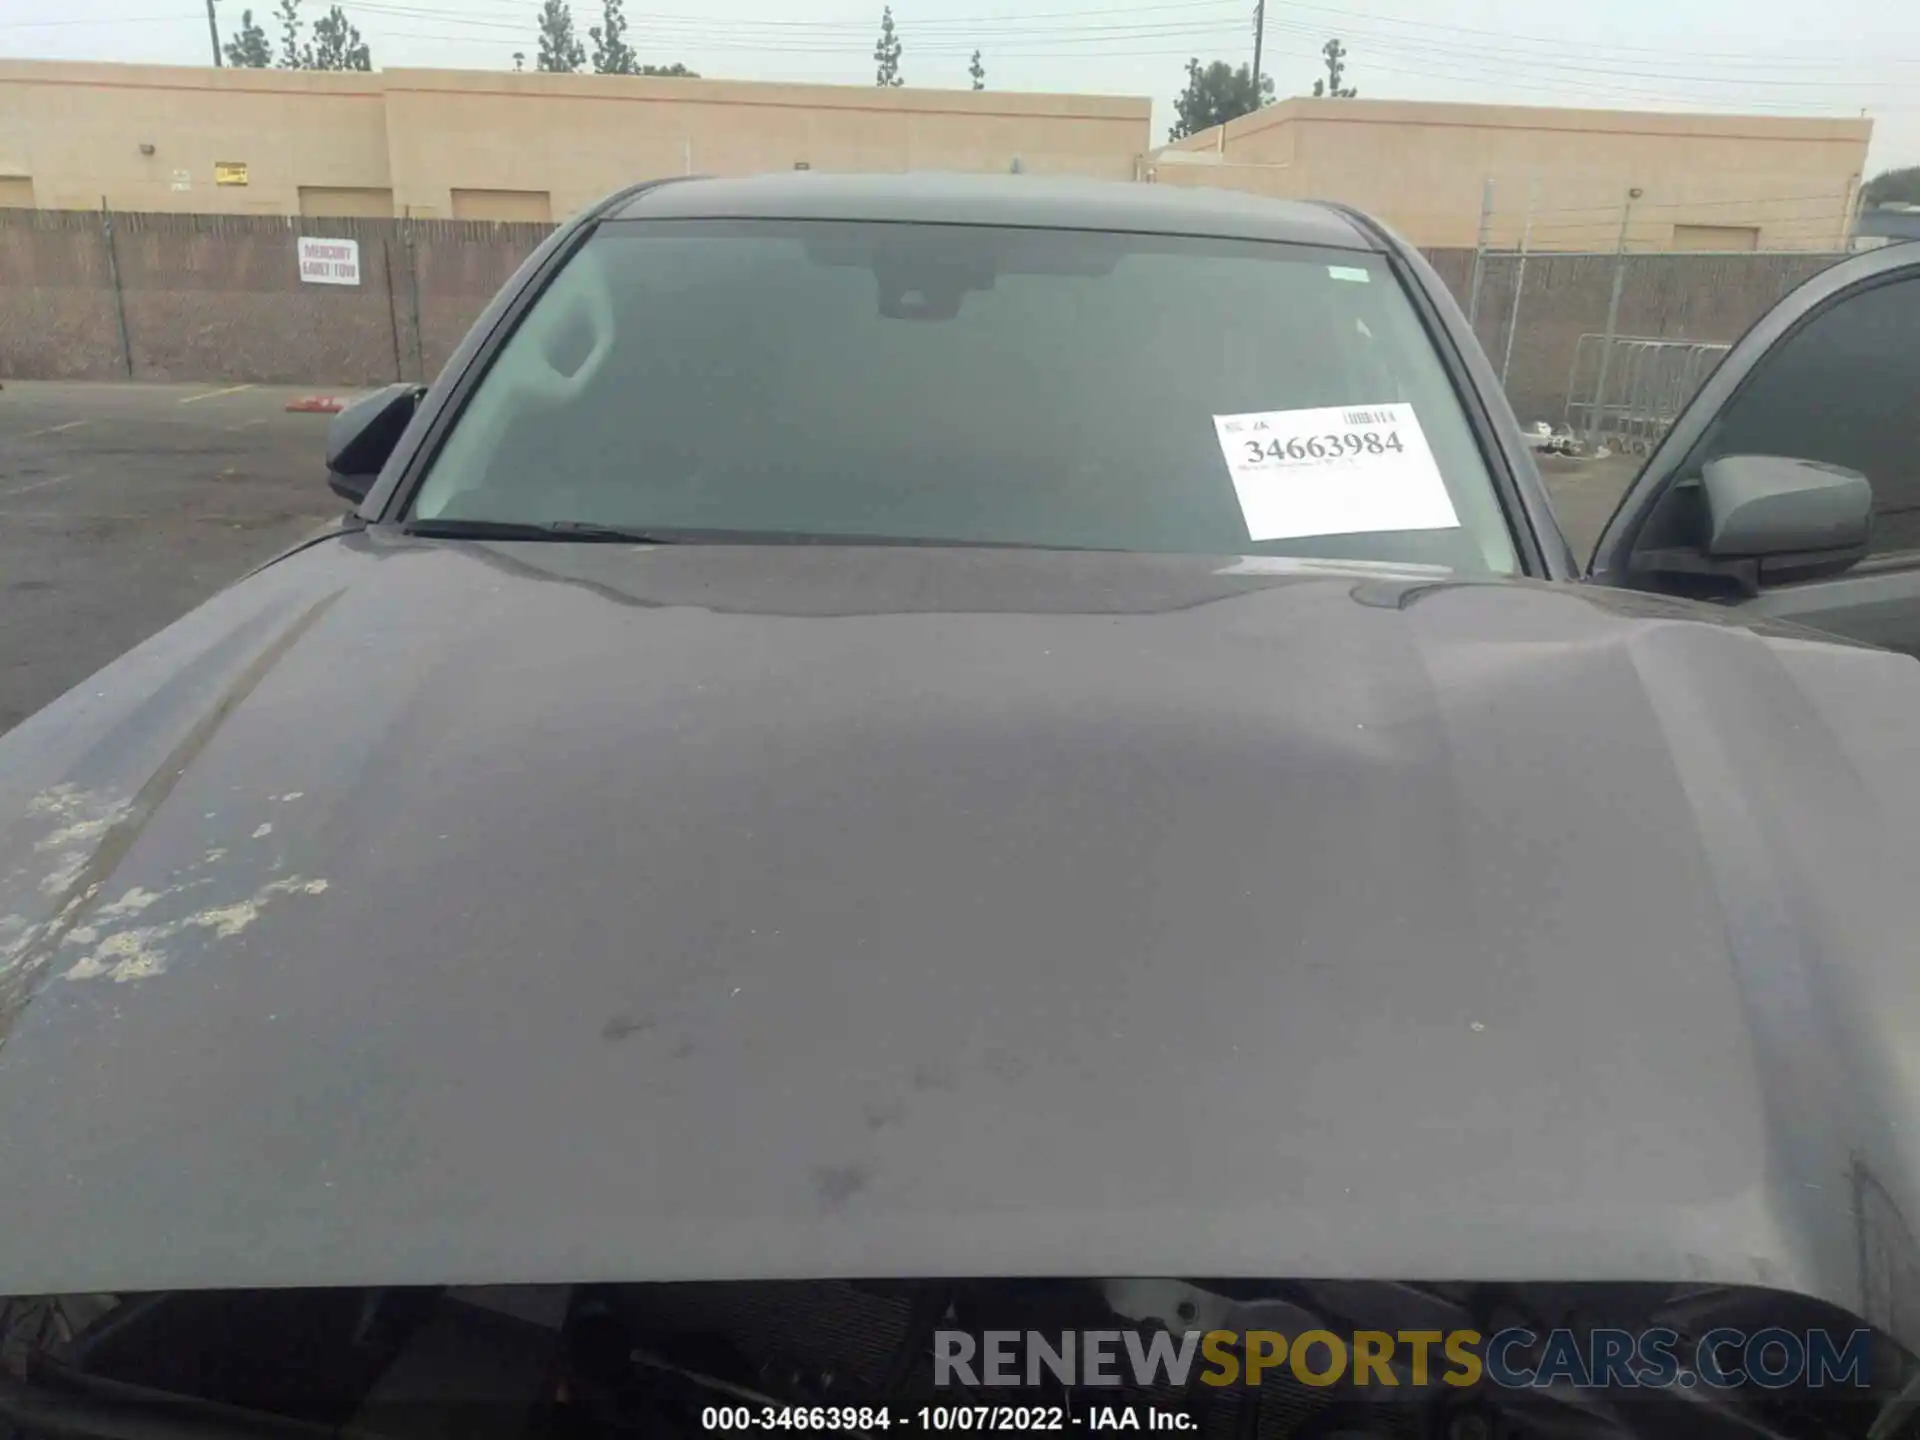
[297,237,362,287]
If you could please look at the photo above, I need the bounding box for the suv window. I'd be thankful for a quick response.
[1688,274,1920,558]
[412,220,1519,574]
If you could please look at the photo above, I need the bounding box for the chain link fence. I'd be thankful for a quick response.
[1434,246,1848,444]
[0,208,553,386]
[0,209,1857,424]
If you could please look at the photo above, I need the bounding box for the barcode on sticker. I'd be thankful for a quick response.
[1342,409,1396,426]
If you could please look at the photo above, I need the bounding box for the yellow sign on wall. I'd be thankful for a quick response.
[213,161,249,186]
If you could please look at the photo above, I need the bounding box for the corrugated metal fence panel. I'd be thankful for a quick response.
[0,208,559,383]
[0,205,1855,402]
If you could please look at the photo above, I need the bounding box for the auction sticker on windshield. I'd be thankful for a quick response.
[1212,403,1461,541]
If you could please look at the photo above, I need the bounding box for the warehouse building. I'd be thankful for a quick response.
[1152,97,1872,252]
[0,60,1152,221]
[0,60,1873,251]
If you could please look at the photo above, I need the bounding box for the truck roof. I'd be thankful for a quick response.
[611,171,1378,250]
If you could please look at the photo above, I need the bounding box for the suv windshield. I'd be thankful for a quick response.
[412,219,1518,574]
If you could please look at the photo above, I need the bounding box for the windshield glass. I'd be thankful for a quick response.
[412,220,1518,573]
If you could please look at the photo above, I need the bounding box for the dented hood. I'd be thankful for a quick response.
[2,534,1920,1343]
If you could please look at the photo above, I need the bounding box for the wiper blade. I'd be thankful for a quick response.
[399,519,1126,551]
[399,518,682,543]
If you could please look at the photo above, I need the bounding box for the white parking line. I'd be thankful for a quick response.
[0,473,76,501]
[178,384,256,405]
[23,420,87,438]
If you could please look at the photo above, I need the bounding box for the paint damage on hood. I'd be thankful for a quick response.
[1,534,1919,1354]
[1,589,340,1032]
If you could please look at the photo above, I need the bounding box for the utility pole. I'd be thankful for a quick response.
[1500,178,1538,388]
[1587,186,1641,449]
[206,0,223,65]
[1465,178,1493,329]
[1251,0,1266,105]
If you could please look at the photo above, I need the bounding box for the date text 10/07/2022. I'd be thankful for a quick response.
[700,1405,1193,1432]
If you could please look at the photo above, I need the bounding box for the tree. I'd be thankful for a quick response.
[1167,58,1272,141]
[969,49,985,91]
[874,5,903,87]
[308,5,371,70]
[512,50,526,71]
[1311,37,1356,98]
[269,0,372,71]
[275,0,306,68]
[223,8,272,67]
[1863,165,1920,207]
[639,62,698,76]
[537,0,586,72]
[589,0,637,74]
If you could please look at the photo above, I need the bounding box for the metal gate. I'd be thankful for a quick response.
[1564,334,1731,455]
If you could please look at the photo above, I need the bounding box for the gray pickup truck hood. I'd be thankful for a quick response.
[2,534,1918,1345]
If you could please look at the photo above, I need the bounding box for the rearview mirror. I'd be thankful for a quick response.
[1702,455,1871,585]
[326,383,424,504]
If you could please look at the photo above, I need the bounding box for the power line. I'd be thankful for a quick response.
[0,14,205,27]
[1268,45,1906,110]
[366,28,1249,55]
[340,23,1920,108]
[350,0,1251,33]
[366,0,1920,68]
[339,0,1920,103]
[1264,0,1920,67]
[256,0,1913,97]
[364,20,1255,55]
[1251,14,1914,92]
[95,0,1916,115]
[636,20,1256,43]
[349,2,1255,43]
[340,9,1895,80]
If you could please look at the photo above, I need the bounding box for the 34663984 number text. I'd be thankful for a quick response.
[1242,431,1405,465]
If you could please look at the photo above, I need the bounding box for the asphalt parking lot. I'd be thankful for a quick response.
[0,380,1639,738]
[0,382,350,735]
[1537,451,1638,561]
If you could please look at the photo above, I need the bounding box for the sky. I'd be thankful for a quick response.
[6,0,1919,173]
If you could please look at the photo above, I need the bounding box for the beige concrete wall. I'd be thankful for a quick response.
[1672,223,1760,252]
[0,61,390,214]
[380,69,1150,218]
[1158,98,1871,251]
[451,187,553,223]
[299,185,395,217]
[0,60,1151,221]
[1,61,1866,251]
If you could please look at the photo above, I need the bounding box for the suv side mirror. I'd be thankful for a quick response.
[326,383,425,504]
[1702,455,1871,586]
[1628,455,1872,597]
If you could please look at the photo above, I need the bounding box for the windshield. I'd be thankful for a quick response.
[412,220,1517,574]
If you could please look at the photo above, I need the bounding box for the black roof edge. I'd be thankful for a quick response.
[580,173,712,226]
[603,173,1376,250]
[1315,200,1393,252]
